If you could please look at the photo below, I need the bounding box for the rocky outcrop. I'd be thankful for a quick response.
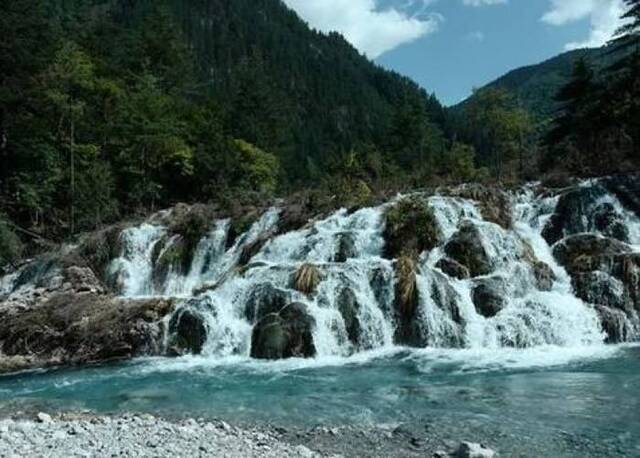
[542,184,630,245]
[250,302,316,359]
[603,174,640,218]
[553,234,640,342]
[444,221,492,278]
[0,293,174,373]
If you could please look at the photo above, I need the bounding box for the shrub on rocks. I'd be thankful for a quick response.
[383,198,441,259]
[293,263,321,295]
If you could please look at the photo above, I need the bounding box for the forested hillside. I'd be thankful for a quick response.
[1,0,639,268]
[0,0,454,249]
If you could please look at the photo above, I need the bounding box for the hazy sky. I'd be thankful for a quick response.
[284,0,627,105]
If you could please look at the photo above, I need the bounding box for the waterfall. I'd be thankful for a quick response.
[91,178,640,358]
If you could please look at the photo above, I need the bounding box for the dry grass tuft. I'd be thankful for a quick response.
[293,263,322,295]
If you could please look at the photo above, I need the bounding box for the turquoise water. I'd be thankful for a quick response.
[1,345,639,456]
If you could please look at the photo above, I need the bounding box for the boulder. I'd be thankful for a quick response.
[595,305,638,343]
[250,302,316,360]
[0,293,175,373]
[244,283,290,322]
[167,308,207,355]
[472,277,508,318]
[444,221,492,278]
[435,257,470,280]
[336,288,361,346]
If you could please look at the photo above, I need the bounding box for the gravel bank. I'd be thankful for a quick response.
[0,413,332,458]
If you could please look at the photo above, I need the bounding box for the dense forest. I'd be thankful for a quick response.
[1,0,639,267]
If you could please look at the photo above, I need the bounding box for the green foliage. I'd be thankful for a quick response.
[444,143,478,182]
[0,217,23,268]
[231,140,280,195]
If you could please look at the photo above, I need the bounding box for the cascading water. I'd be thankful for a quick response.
[103,177,640,360]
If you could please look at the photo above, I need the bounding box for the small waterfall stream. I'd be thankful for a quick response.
[102,177,640,360]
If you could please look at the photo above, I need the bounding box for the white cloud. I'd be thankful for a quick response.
[283,0,442,58]
[542,0,627,50]
[462,0,507,6]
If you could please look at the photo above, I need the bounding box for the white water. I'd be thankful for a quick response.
[99,179,640,361]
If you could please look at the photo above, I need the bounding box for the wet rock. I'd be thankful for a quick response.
[335,232,357,263]
[552,234,631,274]
[337,288,361,346]
[383,197,442,259]
[444,221,492,278]
[238,234,271,266]
[472,277,508,318]
[36,413,53,423]
[603,173,640,218]
[595,304,637,343]
[167,308,207,355]
[436,257,470,280]
[244,283,290,322]
[456,441,496,458]
[593,202,629,242]
[542,184,630,244]
[447,183,513,229]
[532,261,555,291]
[0,293,175,373]
[369,266,393,310]
[250,302,316,360]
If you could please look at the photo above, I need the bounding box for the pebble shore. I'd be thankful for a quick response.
[0,413,330,458]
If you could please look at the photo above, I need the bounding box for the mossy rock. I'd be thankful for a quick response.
[383,198,442,259]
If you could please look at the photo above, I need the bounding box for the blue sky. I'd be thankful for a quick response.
[284,0,627,105]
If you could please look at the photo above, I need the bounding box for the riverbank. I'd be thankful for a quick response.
[0,412,497,458]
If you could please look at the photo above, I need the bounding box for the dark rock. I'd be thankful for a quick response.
[593,202,629,242]
[337,288,361,346]
[369,267,393,310]
[250,302,316,360]
[472,277,508,318]
[595,305,637,343]
[335,232,357,263]
[0,293,175,373]
[532,261,555,291]
[238,234,271,266]
[244,283,290,323]
[542,184,631,244]
[436,257,470,280]
[167,308,207,355]
[603,174,640,218]
[444,221,492,278]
